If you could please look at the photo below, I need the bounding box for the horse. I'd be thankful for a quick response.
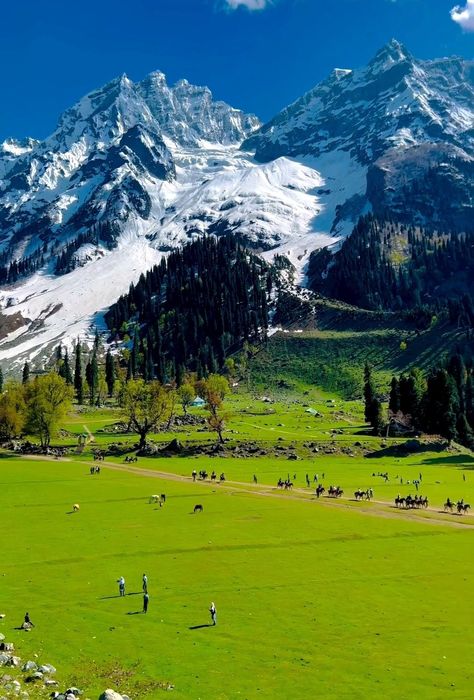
[354,490,366,501]
[395,495,405,508]
[194,504,203,513]
[444,499,455,512]
[457,502,470,514]
[315,485,325,499]
[328,486,343,498]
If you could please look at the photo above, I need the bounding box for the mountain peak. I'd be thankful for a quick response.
[369,39,412,70]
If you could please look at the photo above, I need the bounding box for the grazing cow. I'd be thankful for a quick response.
[73,504,80,512]
[194,504,203,513]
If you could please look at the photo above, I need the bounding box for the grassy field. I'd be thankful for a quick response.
[1,383,474,700]
[249,323,474,398]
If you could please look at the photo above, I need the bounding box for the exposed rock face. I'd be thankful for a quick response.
[244,39,474,228]
[138,71,260,146]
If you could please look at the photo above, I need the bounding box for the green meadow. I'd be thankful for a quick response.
[1,385,473,699]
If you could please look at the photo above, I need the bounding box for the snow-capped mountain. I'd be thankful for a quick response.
[0,40,473,366]
[138,71,260,146]
[0,70,331,365]
[244,39,474,229]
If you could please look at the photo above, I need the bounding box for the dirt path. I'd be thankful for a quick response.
[86,458,474,530]
[16,451,473,529]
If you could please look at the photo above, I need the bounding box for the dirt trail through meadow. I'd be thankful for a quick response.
[89,457,474,530]
[18,451,473,529]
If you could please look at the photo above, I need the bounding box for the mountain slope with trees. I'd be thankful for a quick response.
[105,236,270,383]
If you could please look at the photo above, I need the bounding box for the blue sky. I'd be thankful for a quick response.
[0,0,473,141]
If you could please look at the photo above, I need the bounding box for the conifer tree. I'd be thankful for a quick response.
[22,361,30,385]
[63,350,73,385]
[105,350,115,397]
[74,342,84,404]
[389,377,400,414]
[89,352,99,405]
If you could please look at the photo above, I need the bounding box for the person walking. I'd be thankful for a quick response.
[118,576,125,597]
[192,469,197,482]
[142,573,148,594]
[143,592,149,614]
[209,602,217,626]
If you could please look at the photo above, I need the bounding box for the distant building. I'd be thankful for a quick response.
[191,396,206,407]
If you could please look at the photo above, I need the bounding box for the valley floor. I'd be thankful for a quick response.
[1,389,473,699]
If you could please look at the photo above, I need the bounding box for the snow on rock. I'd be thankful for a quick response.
[0,236,163,367]
[1,41,473,363]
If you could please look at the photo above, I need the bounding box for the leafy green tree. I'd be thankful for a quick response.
[25,374,73,449]
[96,372,108,408]
[363,363,376,423]
[22,361,30,385]
[197,374,230,444]
[177,382,195,415]
[121,379,172,450]
[0,381,26,439]
[399,368,426,428]
[372,398,386,436]
[74,342,84,404]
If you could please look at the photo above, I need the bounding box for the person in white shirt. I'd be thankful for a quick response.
[209,602,217,626]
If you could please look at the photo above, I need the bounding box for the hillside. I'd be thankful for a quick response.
[0,40,473,365]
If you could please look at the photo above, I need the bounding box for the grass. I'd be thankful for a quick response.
[1,457,473,699]
[250,323,474,398]
[1,383,474,699]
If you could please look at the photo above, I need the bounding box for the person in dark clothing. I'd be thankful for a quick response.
[143,593,149,613]
[23,612,35,628]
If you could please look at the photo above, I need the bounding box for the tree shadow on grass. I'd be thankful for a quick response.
[189,624,213,630]
[421,455,474,467]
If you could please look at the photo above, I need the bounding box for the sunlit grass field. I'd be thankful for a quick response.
[1,387,473,699]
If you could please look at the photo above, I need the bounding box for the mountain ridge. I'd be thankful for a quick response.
[0,40,473,367]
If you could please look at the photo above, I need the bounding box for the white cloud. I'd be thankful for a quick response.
[451,0,474,31]
[223,0,271,10]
